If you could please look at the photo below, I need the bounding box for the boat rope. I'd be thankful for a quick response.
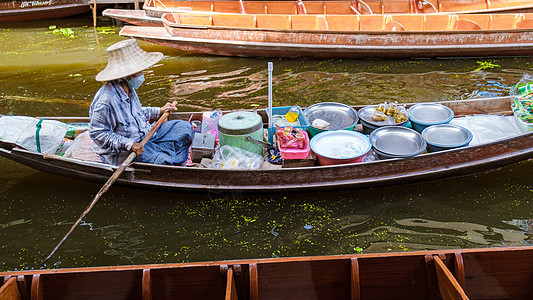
[35,119,43,153]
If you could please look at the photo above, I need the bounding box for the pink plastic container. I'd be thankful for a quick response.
[278,131,310,160]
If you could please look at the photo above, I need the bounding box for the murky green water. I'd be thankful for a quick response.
[0,13,532,271]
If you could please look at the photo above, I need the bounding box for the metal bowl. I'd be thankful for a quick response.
[304,102,359,133]
[358,105,409,134]
[407,103,454,132]
[369,126,426,158]
[310,130,371,166]
[421,124,473,152]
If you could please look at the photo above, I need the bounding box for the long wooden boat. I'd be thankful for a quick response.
[119,11,533,59]
[143,0,533,18]
[3,245,533,299]
[0,0,89,23]
[0,96,532,193]
[104,0,533,27]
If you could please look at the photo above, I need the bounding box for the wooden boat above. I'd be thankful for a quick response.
[0,0,89,23]
[3,245,533,299]
[119,11,533,58]
[143,0,533,18]
[0,97,531,193]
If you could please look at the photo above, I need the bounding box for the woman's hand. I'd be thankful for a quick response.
[130,142,144,156]
[160,102,177,115]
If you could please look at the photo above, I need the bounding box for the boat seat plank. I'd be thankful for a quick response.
[381,0,412,14]
[211,1,242,14]
[302,1,325,14]
[359,15,387,31]
[325,15,359,31]
[323,2,354,15]
[256,14,290,29]
[265,2,297,15]
[142,269,151,300]
[178,13,212,26]
[433,255,469,300]
[213,14,255,28]
[149,266,227,299]
[390,15,424,31]
[454,19,482,31]
[438,0,483,12]
[0,277,22,300]
[291,15,328,30]
[457,15,490,29]
[517,18,533,29]
[423,14,454,31]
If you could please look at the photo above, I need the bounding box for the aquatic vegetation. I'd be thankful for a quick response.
[474,61,501,71]
[49,25,75,38]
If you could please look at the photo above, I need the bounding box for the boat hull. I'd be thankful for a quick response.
[121,25,533,58]
[0,1,89,22]
[102,8,162,26]
[4,246,533,299]
[1,97,531,193]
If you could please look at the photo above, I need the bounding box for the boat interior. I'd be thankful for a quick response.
[144,0,533,15]
[2,246,533,299]
[163,11,533,32]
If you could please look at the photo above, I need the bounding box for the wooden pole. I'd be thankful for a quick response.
[92,0,97,27]
[40,102,176,267]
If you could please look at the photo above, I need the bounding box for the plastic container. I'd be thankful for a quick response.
[513,115,533,133]
[421,124,473,152]
[408,103,454,133]
[266,106,310,145]
[278,130,310,160]
[218,111,264,155]
[310,130,371,166]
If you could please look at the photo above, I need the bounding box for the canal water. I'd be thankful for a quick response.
[0,13,532,271]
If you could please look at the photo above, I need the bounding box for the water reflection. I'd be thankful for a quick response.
[0,14,532,271]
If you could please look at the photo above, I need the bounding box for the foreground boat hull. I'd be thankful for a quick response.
[3,246,533,299]
[0,97,531,193]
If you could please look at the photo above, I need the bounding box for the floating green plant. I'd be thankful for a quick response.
[49,25,75,38]
[474,61,501,71]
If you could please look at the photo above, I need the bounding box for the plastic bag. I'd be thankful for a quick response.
[201,109,222,138]
[0,116,67,154]
[206,145,263,169]
[275,125,306,149]
[64,131,101,162]
[510,73,533,124]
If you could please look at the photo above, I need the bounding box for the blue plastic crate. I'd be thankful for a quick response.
[265,106,310,145]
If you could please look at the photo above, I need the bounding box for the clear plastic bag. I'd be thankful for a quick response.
[510,73,533,124]
[206,145,264,169]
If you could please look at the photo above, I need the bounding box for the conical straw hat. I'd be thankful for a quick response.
[95,39,164,82]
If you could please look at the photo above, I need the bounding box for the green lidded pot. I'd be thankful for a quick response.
[218,111,264,155]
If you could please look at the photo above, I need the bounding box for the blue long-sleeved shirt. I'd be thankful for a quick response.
[89,81,159,165]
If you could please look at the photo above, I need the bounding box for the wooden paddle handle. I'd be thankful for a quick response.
[40,101,176,267]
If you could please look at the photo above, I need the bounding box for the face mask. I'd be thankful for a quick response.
[127,73,145,90]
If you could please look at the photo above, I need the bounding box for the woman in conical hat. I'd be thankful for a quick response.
[89,39,192,165]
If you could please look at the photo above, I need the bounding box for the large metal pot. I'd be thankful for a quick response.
[303,102,359,138]
[218,111,264,155]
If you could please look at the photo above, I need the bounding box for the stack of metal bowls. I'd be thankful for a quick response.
[303,102,359,138]
[407,103,454,133]
[358,105,409,134]
[369,126,427,159]
[421,124,473,152]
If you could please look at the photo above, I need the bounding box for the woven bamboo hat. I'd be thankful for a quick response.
[95,39,164,82]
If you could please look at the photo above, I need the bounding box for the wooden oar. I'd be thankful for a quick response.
[40,102,176,267]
